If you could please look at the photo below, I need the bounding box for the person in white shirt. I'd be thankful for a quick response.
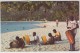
[67,16,78,51]
[33,32,40,45]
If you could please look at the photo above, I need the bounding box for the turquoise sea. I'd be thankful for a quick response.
[1,21,43,33]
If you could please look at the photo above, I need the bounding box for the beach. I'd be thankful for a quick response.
[1,22,80,51]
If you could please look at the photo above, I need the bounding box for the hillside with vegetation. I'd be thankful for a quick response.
[1,1,79,21]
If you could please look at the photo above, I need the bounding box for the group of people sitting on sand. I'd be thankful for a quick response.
[10,29,62,48]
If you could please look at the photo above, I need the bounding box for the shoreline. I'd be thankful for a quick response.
[1,21,45,33]
[1,21,65,34]
[0,21,69,22]
[1,21,66,34]
[0,21,45,22]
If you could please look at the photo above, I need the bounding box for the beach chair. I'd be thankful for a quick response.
[22,35,30,45]
[41,35,47,45]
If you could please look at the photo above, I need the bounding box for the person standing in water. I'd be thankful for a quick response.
[67,16,78,51]
[56,19,59,27]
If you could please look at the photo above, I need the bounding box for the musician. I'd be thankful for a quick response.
[67,16,78,51]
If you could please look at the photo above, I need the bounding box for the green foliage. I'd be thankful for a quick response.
[1,1,79,21]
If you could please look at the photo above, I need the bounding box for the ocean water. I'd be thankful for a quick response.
[1,21,43,33]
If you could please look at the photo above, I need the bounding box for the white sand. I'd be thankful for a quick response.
[1,22,80,51]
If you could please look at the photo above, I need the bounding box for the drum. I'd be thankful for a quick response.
[23,35,30,45]
[41,35,47,44]
[65,30,74,44]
